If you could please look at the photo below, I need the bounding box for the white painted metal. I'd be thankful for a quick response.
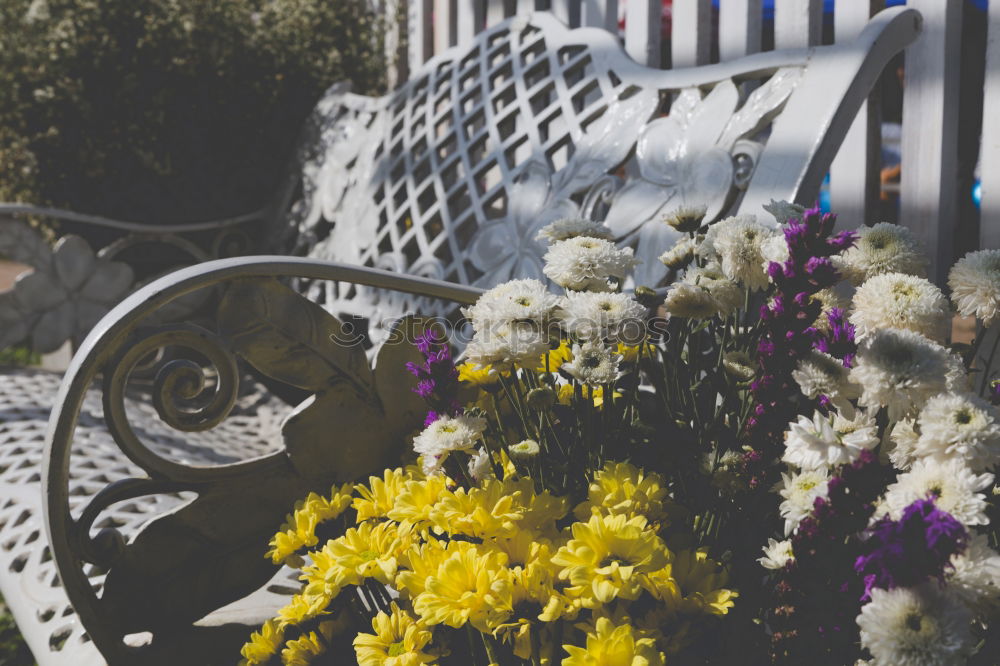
[981,0,1000,250]
[829,0,881,229]
[900,0,961,284]
[582,0,618,31]
[625,0,661,67]
[775,0,823,49]
[719,0,761,61]
[672,0,712,67]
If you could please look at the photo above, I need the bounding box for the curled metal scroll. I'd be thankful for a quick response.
[101,324,245,481]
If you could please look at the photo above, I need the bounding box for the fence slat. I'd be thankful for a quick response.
[486,0,506,26]
[900,0,962,284]
[432,0,455,54]
[625,0,661,67]
[829,0,882,229]
[718,0,761,61]
[408,0,433,67]
[981,0,1000,250]
[582,0,618,32]
[457,1,484,47]
[672,0,711,68]
[550,0,575,27]
[517,0,535,14]
[775,0,823,49]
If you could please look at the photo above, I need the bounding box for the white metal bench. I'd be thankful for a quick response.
[0,8,919,663]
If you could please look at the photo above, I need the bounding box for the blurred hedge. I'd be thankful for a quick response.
[0,0,386,224]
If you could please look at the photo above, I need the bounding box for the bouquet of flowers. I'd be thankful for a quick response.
[240,204,1000,665]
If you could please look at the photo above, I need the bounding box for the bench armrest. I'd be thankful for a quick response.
[41,255,481,662]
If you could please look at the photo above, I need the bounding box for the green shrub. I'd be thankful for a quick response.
[0,0,386,224]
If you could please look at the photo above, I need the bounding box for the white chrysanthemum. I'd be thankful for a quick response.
[791,350,861,411]
[413,414,488,460]
[948,249,1000,326]
[811,287,851,332]
[777,468,829,535]
[659,236,694,270]
[467,447,494,482]
[557,291,646,342]
[662,204,708,232]
[688,263,743,315]
[759,233,789,276]
[509,439,541,460]
[838,222,927,286]
[783,409,878,470]
[542,236,639,292]
[914,392,1000,471]
[849,328,965,422]
[563,340,622,386]
[663,282,718,319]
[857,584,973,666]
[888,418,920,471]
[882,458,994,526]
[763,199,806,225]
[535,217,613,244]
[462,278,560,329]
[758,538,794,570]
[948,533,1000,616]
[850,273,951,343]
[464,320,551,367]
[702,215,778,290]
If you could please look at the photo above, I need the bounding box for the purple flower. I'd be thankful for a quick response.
[854,498,967,602]
[408,330,462,424]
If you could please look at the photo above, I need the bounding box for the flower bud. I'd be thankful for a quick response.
[526,386,557,410]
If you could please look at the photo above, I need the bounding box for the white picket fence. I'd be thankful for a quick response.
[390,0,993,285]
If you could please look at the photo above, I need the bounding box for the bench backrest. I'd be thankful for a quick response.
[278,8,919,344]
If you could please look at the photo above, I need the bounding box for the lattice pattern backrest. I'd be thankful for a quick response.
[281,12,856,343]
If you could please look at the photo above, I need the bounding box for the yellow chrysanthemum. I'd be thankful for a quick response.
[562,616,665,666]
[670,548,737,616]
[573,462,669,524]
[353,603,437,666]
[551,514,671,607]
[536,339,574,373]
[458,361,503,387]
[280,621,335,666]
[412,541,514,632]
[429,480,525,539]
[500,476,570,535]
[240,618,284,665]
[355,468,411,522]
[556,384,619,408]
[302,522,408,603]
[615,342,654,364]
[277,593,330,626]
[267,483,355,565]
[387,475,449,529]
[396,536,449,598]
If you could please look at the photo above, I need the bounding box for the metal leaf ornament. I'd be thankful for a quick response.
[96,284,431,645]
